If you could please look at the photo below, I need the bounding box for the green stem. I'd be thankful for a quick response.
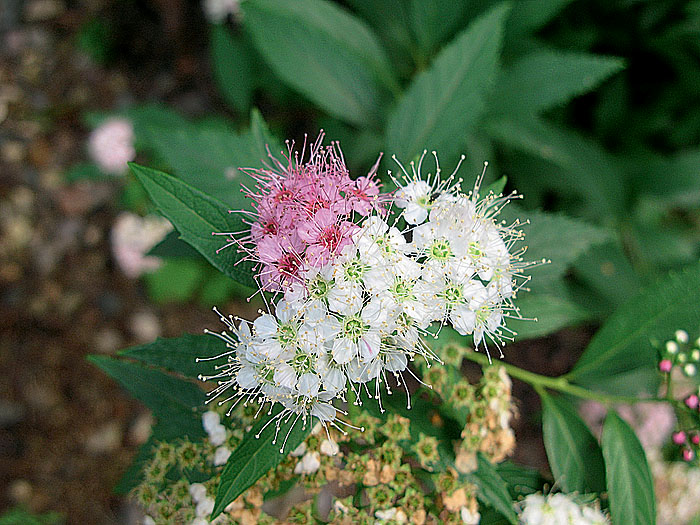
[462,351,675,406]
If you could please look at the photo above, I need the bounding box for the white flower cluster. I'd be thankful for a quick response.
[202,411,232,466]
[518,493,609,525]
[201,154,532,443]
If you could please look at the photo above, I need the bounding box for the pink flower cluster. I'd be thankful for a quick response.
[88,118,136,175]
[234,133,384,290]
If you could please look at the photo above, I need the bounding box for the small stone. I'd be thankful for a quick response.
[85,421,122,454]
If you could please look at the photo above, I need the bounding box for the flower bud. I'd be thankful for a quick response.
[659,359,673,373]
[673,431,687,445]
[685,395,699,410]
[682,448,695,462]
[675,330,689,344]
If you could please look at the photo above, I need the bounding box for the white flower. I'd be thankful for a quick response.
[394,180,432,224]
[294,451,321,475]
[203,0,240,24]
[518,493,610,525]
[208,424,227,447]
[213,446,231,466]
[190,518,209,525]
[353,215,409,264]
[290,441,307,457]
[88,118,135,174]
[111,212,172,278]
[142,517,156,525]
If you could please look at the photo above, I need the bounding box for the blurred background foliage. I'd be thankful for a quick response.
[69,0,700,393]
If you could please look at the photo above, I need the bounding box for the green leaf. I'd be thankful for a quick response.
[64,162,109,182]
[212,407,311,518]
[570,262,700,390]
[409,0,469,55]
[505,0,575,40]
[495,461,546,498]
[129,163,257,289]
[242,0,396,126]
[485,117,624,219]
[147,230,200,259]
[504,209,610,293]
[386,3,511,163]
[135,109,279,209]
[144,259,206,304]
[489,51,624,116]
[467,453,518,525]
[601,412,656,525]
[632,148,700,207]
[87,355,205,439]
[119,333,227,380]
[210,24,253,114]
[540,393,605,494]
[508,292,591,340]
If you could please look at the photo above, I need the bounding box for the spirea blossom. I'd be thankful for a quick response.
[203,141,534,446]
[111,212,172,278]
[216,133,385,291]
[88,118,135,175]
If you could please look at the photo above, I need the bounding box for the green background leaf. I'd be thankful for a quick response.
[210,24,253,115]
[467,453,518,525]
[601,412,656,525]
[386,3,511,163]
[541,392,605,494]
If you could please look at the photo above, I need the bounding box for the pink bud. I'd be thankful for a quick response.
[682,448,695,462]
[686,395,700,410]
[673,431,687,445]
[659,359,673,373]
[692,434,700,446]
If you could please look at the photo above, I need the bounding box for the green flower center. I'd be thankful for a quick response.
[292,349,314,374]
[256,364,275,384]
[308,274,331,299]
[343,258,369,281]
[416,195,431,208]
[443,284,464,306]
[277,322,298,347]
[343,315,367,341]
[476,305,491,324]
[429,239,453,260]
[391,278,414,302]
[468,241,482,258]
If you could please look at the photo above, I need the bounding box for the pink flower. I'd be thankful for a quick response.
[673,431,687,445]
[692,434,700,445]
[682,448,695,462]
[298,209,356,267]
[88,118,135,174]
[686,395,699,410]
[659,359,673,373]
[348,176,381,215]
[111,212,172,278]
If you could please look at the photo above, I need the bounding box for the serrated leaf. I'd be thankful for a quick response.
[386,3,511,163]
[467,453,518,525]
[88,355,205,439]
[129,163,257,288]
[210,24,253,114]
[504,209,610,292]
[541,393,605,494]
[508,292,591,340]
[489,50,624,116]
[119,333,227,380]
[485,117,624,218]
[570,262,700,390]
[601,412,656,525]
[242,0,396,126]
[136,109,279,209]
[211,407,311,518]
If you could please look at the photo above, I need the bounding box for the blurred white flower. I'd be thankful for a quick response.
[518,493,609,525]
[294,451,320,475]
[203,0,240,24]
[111,212,172,278]
[88,118,135,175]
[213,446,231,466]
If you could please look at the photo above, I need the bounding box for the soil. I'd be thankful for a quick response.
[0,2,591,523]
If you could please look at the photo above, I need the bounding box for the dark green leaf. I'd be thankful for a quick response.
[409,0,469,55]
[119,333,227,380]
[210,24,253,114]
[212,407,311,518]
[601,412,656,525]
[129,163,257,288]
[541,392,605,494]
[147,230,200,259]
[490,51,624,116]
[64,162,109,182]
[242,0,396,126]
[87,355,205,439]
[570,262,700,390]
[508,292,591,340]
[386,3,511,163]
[467,453,518,525]
[495,461,547,498]
[485,117,624,219]
[505,0,575,40]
